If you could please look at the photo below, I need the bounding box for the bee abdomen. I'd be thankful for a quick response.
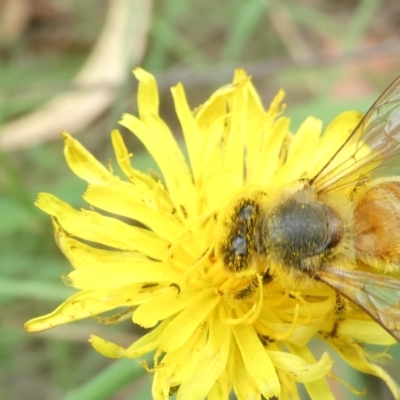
[355,180,400,265]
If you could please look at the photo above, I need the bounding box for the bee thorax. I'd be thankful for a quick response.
[264,199,343,271]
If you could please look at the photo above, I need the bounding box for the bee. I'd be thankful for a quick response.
[218,75,400,341]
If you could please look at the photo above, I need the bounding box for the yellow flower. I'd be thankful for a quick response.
[25,69,400,400]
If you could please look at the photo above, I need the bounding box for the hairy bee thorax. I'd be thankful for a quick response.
[262,196,344,272]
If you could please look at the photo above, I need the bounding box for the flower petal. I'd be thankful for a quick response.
[36,193,169,259]
[286,345,334,400]
[134,68,159,116]
[336,318,396,345]
[67,263,180,290]
[111,130,160,188]
[25,284,161,332]
[125,318,170,358]
[233,324,280,398]
[89,335,127,358]
[220,70,250,192]
[207,375,230,400]
[160,289,219,352]
[120,113,197,218]
[84,182,182,240]
[177,309,231,400]
[231,340,261,400]
[273,116,322,183]
[152,325,208,399]
[245,88,289,186]
[62,132,113,184]
[133,289,197,328]
[330,339,400,399]
[52,218,149,269]
[171,83,203,180]
[119,69,198,220]
[267,348,333,383]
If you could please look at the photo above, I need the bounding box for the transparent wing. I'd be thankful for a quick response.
[311,75,400,193]
[315,266,400,341]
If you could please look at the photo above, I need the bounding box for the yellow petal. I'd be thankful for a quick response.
[160,289,219,352]
[24,290,112,332]
[274,116,321,183]
[152,325,208,399]
[127,69,198,219]
[133,289,197,328]
[133,68,159,117]
[125,318,170,358]
[171,83,203,180]
[25,284,156,332]
[322,110,362,142]
[195,80,235,144]
[119,113,197,219]
[177,309,231,400]
[307,110,362,177]
[89,335,126,358]
[220,71,249,193]
[62,132,113,184]
[330,339,400,400]
[207,372,230,400]
[233,324,280,398]
[83,183,182,240]
[336,318,396,345]
[51,218,148,269]
[36,193,169,259]
[267,349,333,383]
[111,129,159,188]
[231,340,261,400]
[244,86,288,185]
[285,344,334,400]
[67,263,180,290]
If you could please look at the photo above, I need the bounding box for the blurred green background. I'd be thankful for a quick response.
[1,0,400,399]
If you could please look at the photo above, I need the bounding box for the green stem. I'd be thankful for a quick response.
[65,357,151,400]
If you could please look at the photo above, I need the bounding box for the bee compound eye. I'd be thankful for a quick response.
[231,235,247,256]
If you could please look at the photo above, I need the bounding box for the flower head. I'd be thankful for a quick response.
[25,69,400,399]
